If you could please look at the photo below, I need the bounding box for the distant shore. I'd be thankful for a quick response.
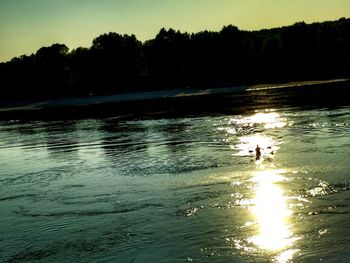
[0,78,349,120]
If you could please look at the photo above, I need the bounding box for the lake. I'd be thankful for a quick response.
[1,84,350,262]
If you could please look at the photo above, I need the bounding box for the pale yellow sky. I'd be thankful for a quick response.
[1,0,349,62]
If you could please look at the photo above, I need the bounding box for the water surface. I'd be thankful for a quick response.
[1,93,350,262]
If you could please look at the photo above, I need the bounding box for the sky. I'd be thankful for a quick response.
[1,0,349,62]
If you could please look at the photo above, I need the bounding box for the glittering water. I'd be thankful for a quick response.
[1,100,350,262]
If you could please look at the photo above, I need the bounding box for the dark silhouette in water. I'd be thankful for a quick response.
[0,18,350,101]
[255,145,262,160]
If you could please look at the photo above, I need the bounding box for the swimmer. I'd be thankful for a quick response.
[255,144,261,160]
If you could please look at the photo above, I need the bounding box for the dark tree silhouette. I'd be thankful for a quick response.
[1,18,350,101]
[34,44,70,97]
[90,32,142,94]
[144,28,191,88]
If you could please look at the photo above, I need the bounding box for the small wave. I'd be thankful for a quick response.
[6,226,134,262]
[60,184,85,190]
[307,210,349,216]
[6,247,55,263]
[301,182,350,198]
[0,193,35,202]
[14,203,163,218]
[62,228,134,253]
[1,170,72,187]
[183,189,230,204]
[175,206,202,217]
[171,181,229,192]
[303,203,349,216]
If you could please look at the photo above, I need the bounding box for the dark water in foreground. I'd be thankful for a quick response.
[1,87,350,262]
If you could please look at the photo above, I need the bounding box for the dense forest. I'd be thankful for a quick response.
[1,18,350,100]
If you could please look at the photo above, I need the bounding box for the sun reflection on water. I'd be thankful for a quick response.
[249,170,293,248]
[224,111,299,261]
[228,111,287,130]
[248,170,299,262]
[225,111,287,158]
[250,112,287,129]
[234,134,278,159]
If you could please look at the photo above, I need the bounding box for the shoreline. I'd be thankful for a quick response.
[0,78,349,120]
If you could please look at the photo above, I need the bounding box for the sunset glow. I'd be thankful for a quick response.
[1,0,349,62]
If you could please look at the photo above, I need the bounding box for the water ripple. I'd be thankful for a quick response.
[14,203,164,218]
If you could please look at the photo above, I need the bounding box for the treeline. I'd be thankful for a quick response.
[1,18,350,100]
